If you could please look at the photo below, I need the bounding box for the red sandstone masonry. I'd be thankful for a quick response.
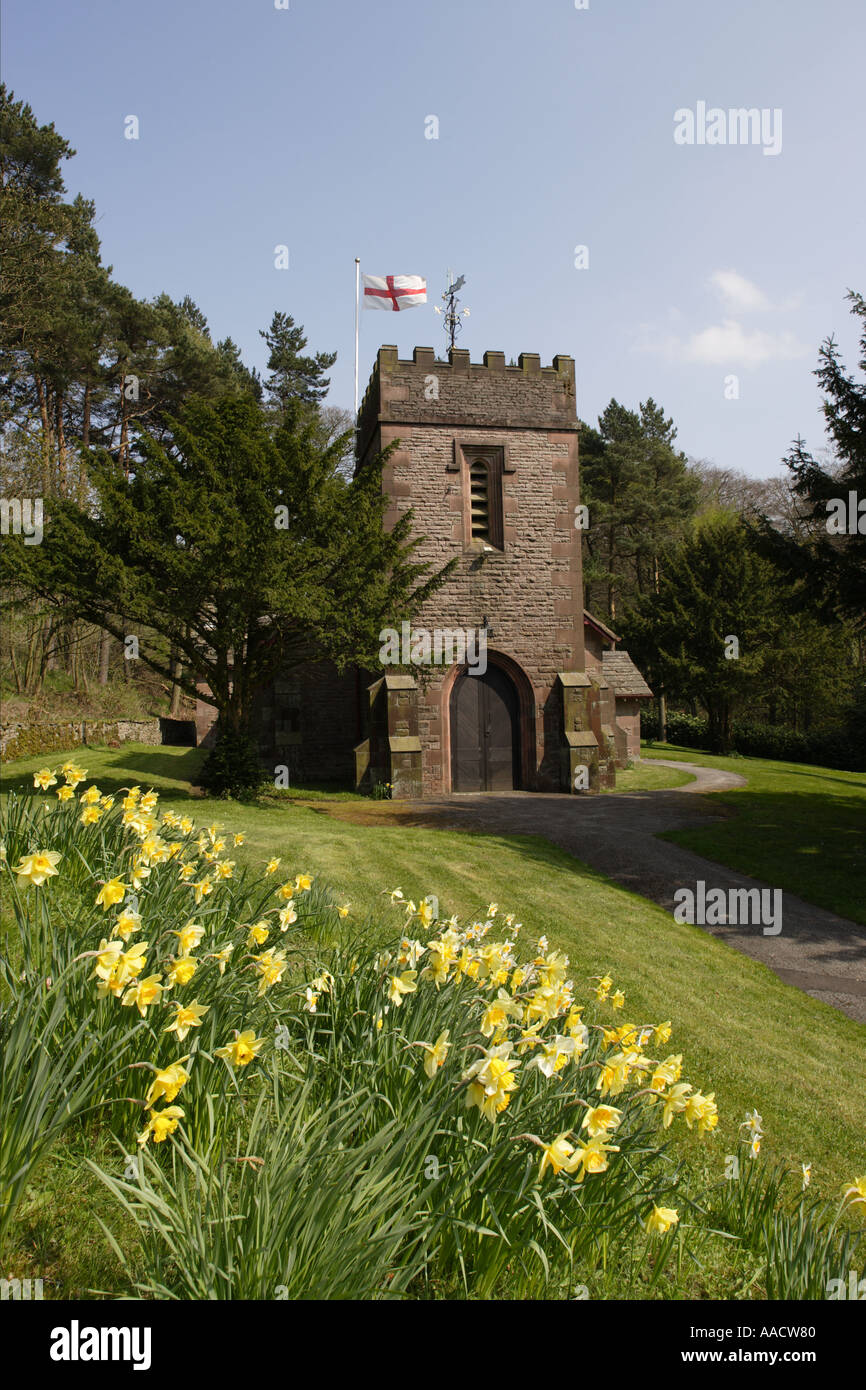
[357,346,585,794]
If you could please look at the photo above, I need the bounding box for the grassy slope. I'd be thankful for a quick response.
[641,743,866,925]
[2,743,864,1198]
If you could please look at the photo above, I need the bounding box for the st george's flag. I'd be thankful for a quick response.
[362,273,427,310]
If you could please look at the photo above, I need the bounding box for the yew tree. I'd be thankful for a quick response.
[5,394,451,791]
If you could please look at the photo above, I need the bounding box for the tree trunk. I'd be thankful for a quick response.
[98,629,111,685]
[169,643,184,716]
[56,394,67,495]
[658,691,668,743]
[34,373,53,496]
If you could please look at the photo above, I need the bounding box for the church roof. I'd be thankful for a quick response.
[602,650,653,699]
[583,609,621,644]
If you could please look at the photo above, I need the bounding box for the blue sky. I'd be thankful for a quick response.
[4,0,864,476]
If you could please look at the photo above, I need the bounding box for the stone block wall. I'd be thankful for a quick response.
[356,345,587,794]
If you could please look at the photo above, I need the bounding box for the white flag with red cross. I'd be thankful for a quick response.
[362,273,427,310]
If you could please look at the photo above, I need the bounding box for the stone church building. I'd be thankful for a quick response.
[195,344,651,795]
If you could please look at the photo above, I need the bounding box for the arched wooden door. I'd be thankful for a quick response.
[450,666,519,791]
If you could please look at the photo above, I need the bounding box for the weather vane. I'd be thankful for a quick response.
[434,270,470,351]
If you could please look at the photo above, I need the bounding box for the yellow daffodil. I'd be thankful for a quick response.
[539,1133,576,1177]
[646,1205,679,1235]
[80,805,102,826]
[530,1034,578,1078]
[190,877,214,904]
[145,1060,190,1107]
[215,1030,265,1067]
[56,785,74,802]
[172,921,205,954]
[95,877,128,911]
[233,832,245,846]
[582,1105,623,1137]
[570,1136,620,1183]
[210,944,234,975]
[137,1105,184,1147]
[419,1030,450,1079]
[387,970,418,1006]
[416,898,435,930]
[80,785,102,804]
[92,939,149,998]
[650,1055,683,1092]
[683,1090,718,1134]
[337,903,350,919]
[33,768,57,790]
[247,921,270,947]
[122,973,164,1017]
[278,902,297,930]
[251,948,287,995]
[13,850,61,887]
[842,1176,866,1207]
[265,857,281,874]
[463,1042,521,1122]
[166,957,198,987]
[294,873,313,893]
[164,999,209,1040]
[662,1083,694,1129]
[63,765,87,788]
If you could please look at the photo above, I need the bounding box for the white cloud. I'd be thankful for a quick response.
[683,319,807,365]
[632,272,808,366]
[709,269,770,313]
[633,318,808,366]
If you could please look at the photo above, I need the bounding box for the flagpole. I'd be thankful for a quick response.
[354,257,360,418]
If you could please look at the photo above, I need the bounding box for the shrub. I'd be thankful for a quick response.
[640,709,865,771]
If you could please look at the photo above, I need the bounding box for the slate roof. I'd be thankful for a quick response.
[583,609,621,644]
[602,650,653,699]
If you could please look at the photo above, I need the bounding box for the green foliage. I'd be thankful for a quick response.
[759,290,866,628]
[580,397,699,622]
[4,393,454,771]
[625,512,781,752]
[260,310,337,420]
[200,728,265,798]
[641,710,865,772]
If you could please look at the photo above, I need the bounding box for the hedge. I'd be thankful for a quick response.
[640,709,866,772]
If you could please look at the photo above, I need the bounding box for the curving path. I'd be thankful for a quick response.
[403,761,866,1024]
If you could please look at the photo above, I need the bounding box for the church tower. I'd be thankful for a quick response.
[354,344,623,796]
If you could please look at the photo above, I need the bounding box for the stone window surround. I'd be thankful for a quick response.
[451,439,510,551]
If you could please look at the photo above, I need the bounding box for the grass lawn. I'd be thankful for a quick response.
[641,742,866,926]
[2,741,865,1205]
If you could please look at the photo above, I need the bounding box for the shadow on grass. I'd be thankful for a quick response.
[0,747,207,800]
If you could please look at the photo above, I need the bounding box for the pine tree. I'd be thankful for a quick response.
[760,290,866,628]
[259,311,337,423]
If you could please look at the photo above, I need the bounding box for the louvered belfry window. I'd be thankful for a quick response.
[463,446,505,549]
[470,460,490,539]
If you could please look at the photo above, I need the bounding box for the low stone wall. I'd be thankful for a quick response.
[0,718,162,761]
